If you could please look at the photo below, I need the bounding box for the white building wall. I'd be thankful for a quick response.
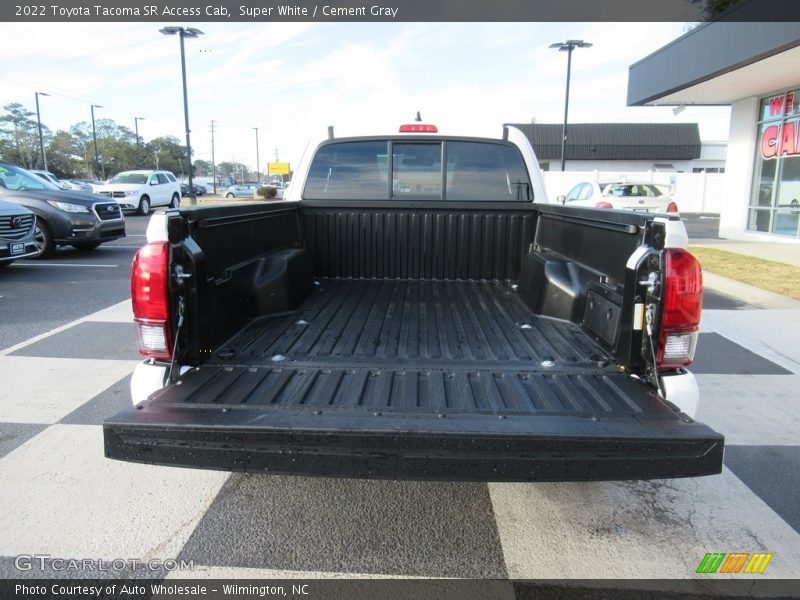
[699,142,728,161]
[719,97,760,239]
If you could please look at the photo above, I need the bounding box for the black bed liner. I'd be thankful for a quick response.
[206,278,604,368]
[152,279,641,415]
[105,278,724,480]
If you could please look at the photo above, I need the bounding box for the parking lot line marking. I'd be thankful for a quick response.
[0,321,86,357]
[18,263,118,268]
[0,299,130,357]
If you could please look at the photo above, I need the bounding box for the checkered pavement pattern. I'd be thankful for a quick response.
[1,295,799,580]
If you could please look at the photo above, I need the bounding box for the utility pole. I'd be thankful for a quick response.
[274,147,279,162]
[159,26,203,205]
[253,127,260,183]
[549,39,592,171]
[134,116,145,148]
[90,104,103,178]
[34,92,49,171]
[210,119,217,194]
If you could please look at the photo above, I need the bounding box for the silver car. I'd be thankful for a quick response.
[224,183,260,198]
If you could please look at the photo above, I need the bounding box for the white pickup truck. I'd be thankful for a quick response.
[104,122,721,482]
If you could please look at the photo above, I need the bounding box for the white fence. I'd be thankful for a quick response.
[542,171,727,214]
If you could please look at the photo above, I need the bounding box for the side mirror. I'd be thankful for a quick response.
[557,195,566,205]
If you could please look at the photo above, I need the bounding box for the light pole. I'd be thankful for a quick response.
[134,116,145,148]
[253,127,260,184]
[549,39,592,171]
[34,92,50,171]
[210,120,217,194]
[160,26,204,205]
[90,104,103,178]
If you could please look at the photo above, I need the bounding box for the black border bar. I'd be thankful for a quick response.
[3,0,800,22]
[1,579,799,599]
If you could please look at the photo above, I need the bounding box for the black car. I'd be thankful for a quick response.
[180,182,206,197]
[0,161,125,258]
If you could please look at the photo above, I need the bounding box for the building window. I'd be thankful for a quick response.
[749,88,800,236]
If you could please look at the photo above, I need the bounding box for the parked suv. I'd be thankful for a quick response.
[0,161,125,258]
[95,170,181,215]
[0,199,38,267]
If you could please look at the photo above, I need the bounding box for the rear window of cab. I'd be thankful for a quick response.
[304,140,532,201]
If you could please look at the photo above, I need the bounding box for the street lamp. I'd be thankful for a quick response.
[160,26,204,205]
[253,127,260,184]
[134,116,145,148]
[34,92,50,171]
[90,104,103,178]
[549,39,592,171]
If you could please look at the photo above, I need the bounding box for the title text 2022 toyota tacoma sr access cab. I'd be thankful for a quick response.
[104,124,723,482]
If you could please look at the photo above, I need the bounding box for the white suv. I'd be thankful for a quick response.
[95,170,181,215]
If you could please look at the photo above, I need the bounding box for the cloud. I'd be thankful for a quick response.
[0,21,724,171]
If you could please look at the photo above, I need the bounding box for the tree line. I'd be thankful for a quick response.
[0,102,255,183]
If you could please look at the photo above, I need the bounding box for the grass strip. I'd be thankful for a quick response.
[688,246,800,300]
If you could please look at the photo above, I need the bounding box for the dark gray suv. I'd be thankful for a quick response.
[0,161,125,258]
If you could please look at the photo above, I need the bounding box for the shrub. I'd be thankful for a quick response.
[256,185,277,199]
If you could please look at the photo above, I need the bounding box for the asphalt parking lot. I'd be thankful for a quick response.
[0,210,799,585]
[0,219,144,350]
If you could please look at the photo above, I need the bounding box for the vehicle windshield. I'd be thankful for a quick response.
[0,163,61,191]
[602,183,664,197]
[109,173,149,185]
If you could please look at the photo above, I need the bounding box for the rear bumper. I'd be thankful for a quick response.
[104,408,724,482]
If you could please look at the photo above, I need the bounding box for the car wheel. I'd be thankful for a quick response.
[225,193,235,198]
[34,219,55,259]
[138,196,151,216]
[169,193,180,209]
[71,241,102,251]
[0,261,11,269]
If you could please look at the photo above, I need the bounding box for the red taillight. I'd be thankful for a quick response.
[399,124,438,133]
[656,248,703,369]
[131,241,172,360]
[595,201,613,209]
[666,201,679,213]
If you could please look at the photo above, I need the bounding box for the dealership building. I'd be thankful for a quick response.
[628,22,800,241]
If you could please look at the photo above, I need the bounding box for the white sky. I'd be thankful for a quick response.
[0,22,732,174]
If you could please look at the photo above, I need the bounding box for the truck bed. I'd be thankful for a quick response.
[171,278,631,413]
[106,277,724,481]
